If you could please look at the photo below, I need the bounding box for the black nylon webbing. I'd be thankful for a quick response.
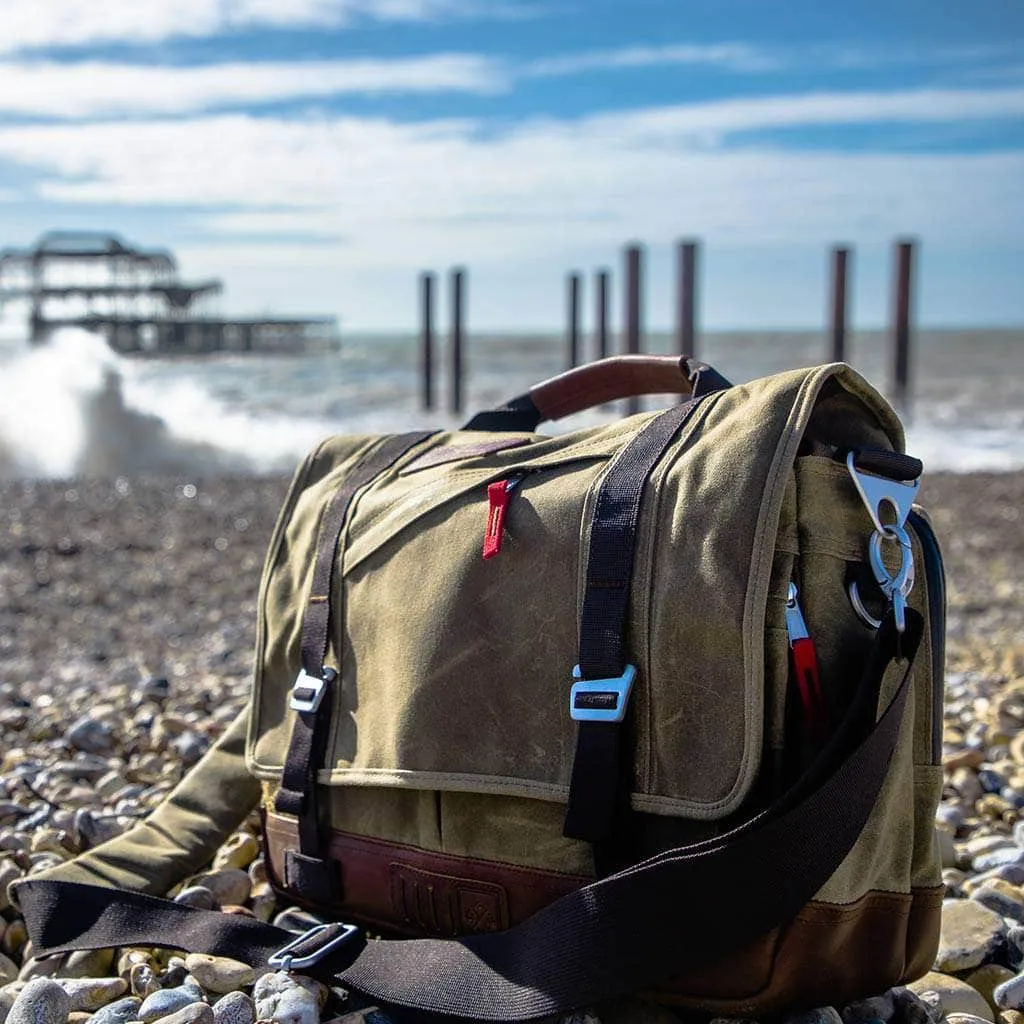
[299,432,434,680]
[564,397,703,843]
[19,611,922,1021]
[274,432,433,881]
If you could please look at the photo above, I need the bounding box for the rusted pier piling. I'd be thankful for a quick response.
[414,235,921,414]
[891,239,916,413]
[830,246,850,364]
[676,240,698,360]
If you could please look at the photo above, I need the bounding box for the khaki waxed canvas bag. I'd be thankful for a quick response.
[19,355,946,1019]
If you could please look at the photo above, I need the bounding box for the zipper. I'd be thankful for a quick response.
[907,508,946,763]
[482,473,527,560]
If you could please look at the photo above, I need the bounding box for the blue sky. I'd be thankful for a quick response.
[0,0,1021,331]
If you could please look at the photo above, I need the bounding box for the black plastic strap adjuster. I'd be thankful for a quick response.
[268,922,362,972]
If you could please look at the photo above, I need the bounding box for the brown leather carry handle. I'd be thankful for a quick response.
[529,355,693,421]
[462,355,730,433]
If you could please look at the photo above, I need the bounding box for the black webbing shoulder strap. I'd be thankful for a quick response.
[19,609,922,1022]
[273,431,434,902]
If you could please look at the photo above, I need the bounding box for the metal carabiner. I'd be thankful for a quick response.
[850,523,915,632]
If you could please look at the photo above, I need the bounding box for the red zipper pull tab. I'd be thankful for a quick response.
[785,583,829,746]
[482,476,524,560]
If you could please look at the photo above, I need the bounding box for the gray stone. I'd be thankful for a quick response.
[841,993,895,1023]
[151,1004,213,1024]
[173,887,218,911]
[965,864,1024,895]
[996,971,1024,1010]
[252,974,319,1024]
[89,998,143,1024]
[966,964,1016,1009]
[66,717,115,755]
[974,848,1024,873]
[973,885,1024,924]
[936,899,1008,972]
[211,993,254,1024]
[72,810,119,850]
[58,978,128,1012]
[908,971,995,1021]
[189,872,250,909]
[0,958,16,988]
[6,980,71,1024]
[183,956,253,996]
[963,835,1016,859]
[890,987,940,1024]
[169,733,210,767]
[17,959,64,984]
[138,985,203,1023]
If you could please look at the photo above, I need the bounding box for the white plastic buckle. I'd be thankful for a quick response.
[267,922,360,971]
[289,668,335,714]
[569,664,637,723]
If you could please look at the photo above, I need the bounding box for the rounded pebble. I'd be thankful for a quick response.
[138,985,203,1023]
[89,997,143,1024]
[996,972,1024,1010]
[908,972,995,1021]
[183,956,253,996]
[6,979,72,1024]
[936,899,1008,972]
[57,978,128,1012]
[252,973,320,1024]
[151,1004,214,1024]
[211,992,254,1024]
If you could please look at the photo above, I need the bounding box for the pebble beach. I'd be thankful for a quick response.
[1,469,1023,1024]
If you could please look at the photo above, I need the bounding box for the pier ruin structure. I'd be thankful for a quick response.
[0,231,339,354]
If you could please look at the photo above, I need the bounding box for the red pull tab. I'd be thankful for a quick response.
[790,637,828,747]
[483,480,512,560]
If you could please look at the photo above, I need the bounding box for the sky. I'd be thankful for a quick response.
[0,0,1022,332]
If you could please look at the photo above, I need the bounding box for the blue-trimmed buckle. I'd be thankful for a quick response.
[569,664,636,723]
[267,922,360,971]
[289,667,336,714]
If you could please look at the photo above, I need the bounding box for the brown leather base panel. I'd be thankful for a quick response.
[654,885,943,1013]
[263,812,942,1011]
[263,811,590,938]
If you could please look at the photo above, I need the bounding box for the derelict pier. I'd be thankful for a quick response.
[0,231,339,355]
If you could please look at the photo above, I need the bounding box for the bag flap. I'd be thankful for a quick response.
[248,364,903,820]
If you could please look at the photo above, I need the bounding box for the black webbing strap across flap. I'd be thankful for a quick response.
[19,609,922,1022]
[564,395,703,844]
[274,431,434,901]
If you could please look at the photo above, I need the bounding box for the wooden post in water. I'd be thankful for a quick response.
[594,268,609,361]
[567,272,582,369]
[829,246,850,364]
[419,271,435,410]
[449,267,465,415]
[890,239,916,413]
[624,244,643,415]
[676,240,698,360]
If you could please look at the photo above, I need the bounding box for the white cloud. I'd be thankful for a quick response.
[526,43,781,77]
[0,0,515,54]
[0,56,505,118]
[0,91,1020,254]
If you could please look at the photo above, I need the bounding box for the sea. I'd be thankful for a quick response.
[0,326,1021,479]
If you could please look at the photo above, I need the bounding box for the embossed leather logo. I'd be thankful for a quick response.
[389,863,509,936]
